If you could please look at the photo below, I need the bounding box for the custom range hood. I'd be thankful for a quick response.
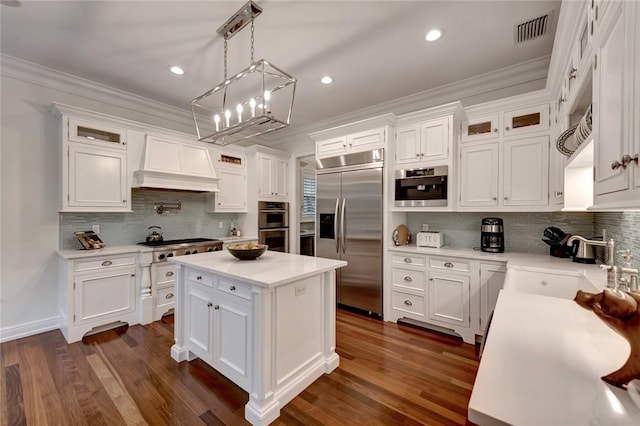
[133,135,219,192]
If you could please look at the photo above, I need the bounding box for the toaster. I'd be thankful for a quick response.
[416,231,443,248]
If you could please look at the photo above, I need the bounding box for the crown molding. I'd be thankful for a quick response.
[308,113,397,141]
[264,55,552,148]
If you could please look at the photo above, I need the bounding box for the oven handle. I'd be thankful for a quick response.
[259,209,288,213]
[259,227,289,232]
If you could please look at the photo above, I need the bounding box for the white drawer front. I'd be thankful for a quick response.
[429,257,470,273]
[74,254,136,272]
[187,270,214,287]
[392,254,426,267]
[156,286,176,309]
[391,267,426,291]
[155,263,176,286]
[217,279,252,301]
[391,291,426,318]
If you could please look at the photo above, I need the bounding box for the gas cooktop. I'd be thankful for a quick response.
[137,237,219,247]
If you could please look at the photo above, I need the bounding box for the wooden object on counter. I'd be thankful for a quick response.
[392,224,411,246]
[575,289,640,389]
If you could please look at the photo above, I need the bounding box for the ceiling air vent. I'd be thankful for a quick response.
[514,12,552,44]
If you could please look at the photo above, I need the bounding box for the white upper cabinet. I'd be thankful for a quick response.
[503,136,550,206]
[316,128,385,160]
[502,104,550,138]
[257,152,289,201]
[316,136,347,158]
[461,114,500,143]
[206,147,247,212]
[459,143,500,208]
[396,117,451,166]
[395,124,421,164]
[68,117,127,149]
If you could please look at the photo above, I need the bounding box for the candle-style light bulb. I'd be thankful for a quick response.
[236,104,243,123]
[264,90,271,113]
[224,109,231,128]
[249,98,256,118]
[213,114,220,132]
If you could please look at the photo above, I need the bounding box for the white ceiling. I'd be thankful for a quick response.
[1,0,560,139]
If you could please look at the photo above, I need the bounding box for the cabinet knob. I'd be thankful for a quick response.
[492,197,497,201]
[416,153,420,158]
[403,257,412,263]
[429,278,434,281]
[420,153,424,157]
[166,293,174,299]
[122,200,127,203]
[505,126,511,131]
[404,276,413,282]
[621,154,639,168]
[568,68,578,80]
[230,285,236,291]
[214,305,220,310]
[555,191,564,197]
[207,301,212,307]
[504,196,509,200]
[611,160,623,170]
[403,300,413,307]
[494,128,498,133]
[101,260,113,267]
[197,275,202,280]
[166,271,174,277]
[444,262,454,268]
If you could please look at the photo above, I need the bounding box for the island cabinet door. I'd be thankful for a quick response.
[427,271,470,328]
[186,284,213,362]
[212,292,251,392]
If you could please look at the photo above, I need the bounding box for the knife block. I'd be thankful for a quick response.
[575,289,640,388]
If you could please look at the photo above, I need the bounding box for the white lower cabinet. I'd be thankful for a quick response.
[59,252,139,343]
[185,276,252,391]
[427,271,470,328]
[479,263,506,333]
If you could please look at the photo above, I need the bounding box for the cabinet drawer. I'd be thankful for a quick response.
[155,263,176,286]
[392,254,426,267]
[217,279,252,301]
[391,290,426,318]
[187,270,214,287]
[391,267,426,291]
[74,254,136,273]
[429,257,470,273]
[156,286,175,309]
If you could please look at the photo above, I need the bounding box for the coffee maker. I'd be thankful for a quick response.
[481,218,504,253]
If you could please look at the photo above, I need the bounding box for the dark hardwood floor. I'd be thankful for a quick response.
[1,310,480,425]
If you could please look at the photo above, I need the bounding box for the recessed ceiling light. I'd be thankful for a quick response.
[425,28,444,42]
[321,76,333,84]
[169,65,185,75]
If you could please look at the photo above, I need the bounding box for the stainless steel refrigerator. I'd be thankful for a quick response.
[316,149,383,316]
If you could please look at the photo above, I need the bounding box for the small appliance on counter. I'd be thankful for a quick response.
[481,218,504,253]
[569,235,597,264]
[542,226,573,258]
[416,231,443,248]
[392,224,411,246]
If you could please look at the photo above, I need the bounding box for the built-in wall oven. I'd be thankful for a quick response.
[258,201,289,252]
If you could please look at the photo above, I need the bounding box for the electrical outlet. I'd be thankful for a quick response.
[422,224,429,231]
[92,224,100,234]
[219,221,224,228]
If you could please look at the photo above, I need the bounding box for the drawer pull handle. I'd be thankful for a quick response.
[165,293,174,299]
[166,271,174,277]
[230,285,236,291]
[101,260,113,267]
[404,257,412,263]
[404,276,413,282]
[444,262,454,268]
[404,300,413,306]
[197,275,202,280]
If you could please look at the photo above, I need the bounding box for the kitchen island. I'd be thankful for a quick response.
[170,250,347,426]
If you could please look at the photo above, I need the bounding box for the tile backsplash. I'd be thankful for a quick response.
[406,212,594,254]
[593,211,640,267]
[60,189,238,249]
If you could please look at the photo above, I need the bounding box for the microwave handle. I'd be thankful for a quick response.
[341,198,346,254]
[334,198,340,253]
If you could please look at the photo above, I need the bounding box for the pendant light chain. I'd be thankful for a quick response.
[223,35,228,81]
[250,19,255,64]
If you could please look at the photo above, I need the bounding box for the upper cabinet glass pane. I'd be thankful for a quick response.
[511,112,541,129]
[76,125,121,143]
[467,122,492,136]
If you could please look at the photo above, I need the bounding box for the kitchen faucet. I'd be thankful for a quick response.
[566,235,617,288]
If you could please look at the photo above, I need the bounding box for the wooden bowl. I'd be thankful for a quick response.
[227,244,268,260]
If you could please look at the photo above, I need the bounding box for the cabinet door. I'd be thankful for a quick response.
[316,136,347,159]
[594,3,629,196]
[67,145,129,210]
[503,136,549,206]
[274,158,289,198]
[479,264,506,332]
[461,114,500,143]
[216,168,247,211]
[186,284,213,361]
[347,128,384,152]
[257,154,274,198]
[549,140,566,206]
[459,143,499,208]
[502,104,550,137]
[634,0,640,192]
[73,267,136,325]
[68,117,126,149]
[212,293,251,391]
[421,117,450,162]
[428,271,470,328]
[395,124,421,165]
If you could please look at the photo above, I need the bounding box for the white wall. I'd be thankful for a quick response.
[0,58,197,340]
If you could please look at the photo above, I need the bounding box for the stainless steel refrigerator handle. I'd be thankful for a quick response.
[341,198,346,254]
[334,198,340,253]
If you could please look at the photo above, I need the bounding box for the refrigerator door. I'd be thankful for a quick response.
[340,167,383,315]
[316,172,342,297]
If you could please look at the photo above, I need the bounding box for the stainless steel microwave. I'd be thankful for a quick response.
[394,166,448,207]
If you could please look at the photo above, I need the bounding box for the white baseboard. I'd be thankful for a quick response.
[0,316,60,343]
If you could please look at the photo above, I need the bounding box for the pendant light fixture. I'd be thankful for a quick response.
[191,1,297,145]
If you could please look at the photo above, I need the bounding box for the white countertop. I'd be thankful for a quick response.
[217,236,258,243]
[171,250,347,288]
[58,245,151,259]
[469,290,640,425]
